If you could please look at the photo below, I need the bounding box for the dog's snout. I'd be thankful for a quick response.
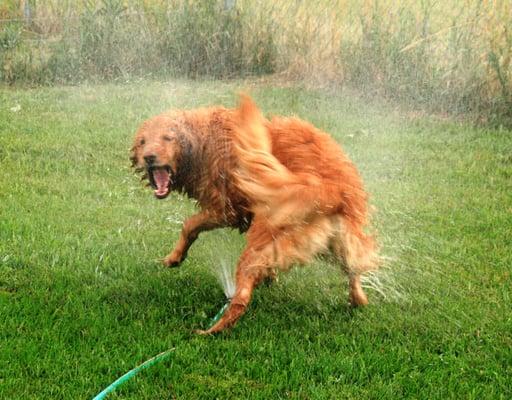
[144,154,157,166]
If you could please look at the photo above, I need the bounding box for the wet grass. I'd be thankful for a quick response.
[0,80,511,399]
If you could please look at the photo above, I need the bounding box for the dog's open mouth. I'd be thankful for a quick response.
[148,166,173,199]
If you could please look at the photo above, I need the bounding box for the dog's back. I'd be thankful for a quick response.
[267,116,369,229]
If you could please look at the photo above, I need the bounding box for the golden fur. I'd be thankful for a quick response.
[130,95,379,333]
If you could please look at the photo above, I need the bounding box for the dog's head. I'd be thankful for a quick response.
[130,114,191,199]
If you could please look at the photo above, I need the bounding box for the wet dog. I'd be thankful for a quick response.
[130,95,379,333]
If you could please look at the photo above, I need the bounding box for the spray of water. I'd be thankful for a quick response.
[200,222,464,330]
[203,229,241,299]
[216,258,236,299]
[203,230,419,311]
[361,255,408,303]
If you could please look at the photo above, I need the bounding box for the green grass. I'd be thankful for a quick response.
[1,80,511,399]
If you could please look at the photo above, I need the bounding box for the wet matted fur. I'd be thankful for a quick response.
[130,95,379,333]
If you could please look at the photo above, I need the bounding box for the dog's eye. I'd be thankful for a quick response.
[140,139,145,145]
[163,135,173,142]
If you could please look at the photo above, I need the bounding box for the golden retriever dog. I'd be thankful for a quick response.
[130,95,379,334]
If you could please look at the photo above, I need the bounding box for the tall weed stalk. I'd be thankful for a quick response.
[0,0,510,126]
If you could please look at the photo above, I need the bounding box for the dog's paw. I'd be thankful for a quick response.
[162,252,183,268]
[349,291,369,307]
[194,329,213,336]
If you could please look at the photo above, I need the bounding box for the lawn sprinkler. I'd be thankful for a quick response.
[205,298,231,330]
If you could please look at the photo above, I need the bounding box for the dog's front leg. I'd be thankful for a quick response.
[197,241,272,334]
[197,264,263,334]
[163,211,221,267]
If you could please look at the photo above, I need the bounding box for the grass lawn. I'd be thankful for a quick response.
[1,79,511,399]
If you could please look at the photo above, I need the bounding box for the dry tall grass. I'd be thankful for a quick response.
[1,0,511,125]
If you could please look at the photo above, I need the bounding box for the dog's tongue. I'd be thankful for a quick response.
[153,168,170,198]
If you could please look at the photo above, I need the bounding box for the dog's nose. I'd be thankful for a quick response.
[144,154,157,166]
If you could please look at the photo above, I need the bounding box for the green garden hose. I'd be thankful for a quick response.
[92,299,230,399]
[205,300,230,328]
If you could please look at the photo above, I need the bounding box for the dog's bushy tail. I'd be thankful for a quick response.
[233,95,323,226]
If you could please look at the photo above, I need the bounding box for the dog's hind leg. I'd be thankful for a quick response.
[163,210,222,267]
[348,273,368,307]
[331,218,379,307]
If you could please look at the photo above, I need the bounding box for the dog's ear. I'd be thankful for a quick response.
[236,94,271,153]
[175,134,193,175]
